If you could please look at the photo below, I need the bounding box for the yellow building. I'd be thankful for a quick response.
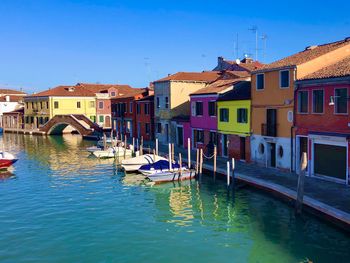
[24,85,96,129]
[217,81,251,161]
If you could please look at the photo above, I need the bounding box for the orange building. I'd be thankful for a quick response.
[250,38,350,170]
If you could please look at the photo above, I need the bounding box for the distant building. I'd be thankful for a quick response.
[154,71,221,144]
[295,56,350,184]
[135,93,155,141]
[251,37,350,171]
[213,56,263,72]
[0,88,27,128]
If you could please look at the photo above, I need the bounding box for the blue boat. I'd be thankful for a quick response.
[138,160,187,175]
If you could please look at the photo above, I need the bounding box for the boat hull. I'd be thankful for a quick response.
[121,154,167,172]
[93,148,132,159]
[147,170,195,183]
[0,159,18,169]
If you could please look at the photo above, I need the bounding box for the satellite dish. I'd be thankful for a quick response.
[235,59,240,64]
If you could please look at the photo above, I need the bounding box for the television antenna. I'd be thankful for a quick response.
[248,25,258,61]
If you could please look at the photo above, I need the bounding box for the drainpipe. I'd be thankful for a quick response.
[291,79,298,173]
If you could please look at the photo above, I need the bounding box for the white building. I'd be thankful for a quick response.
[0,88,27,128]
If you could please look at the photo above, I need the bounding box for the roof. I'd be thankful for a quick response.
[111,88,147,100]
[300,56,350,80]
[154,71,221,83]
[3,108,24,115]
[191,78,246,95]
[0,89,27,95]
[257,38,350,72]
[217,81,251,101]
[213,56,264,72]
[0,95,25,102]
[76,83,133,94]
[136,95,154,102]
[27,85,96,97]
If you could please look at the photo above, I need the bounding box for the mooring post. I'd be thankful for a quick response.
[199,148,203,178]
[132,137,135,154]
[140,144,143,156]
[103,133,107,150]
[136,138,139,152]
[213,146,217,178]
[196,149,199,175]
[155,138,158,156]
[187,138,191,169]
[171,143,175,162]
[295,152,307,215]
[179,153,182,178]
[231,158,235,187]
[153,149,156,162]
[227,161,230,187]
[168,143,172,171]
[123,135,127,158]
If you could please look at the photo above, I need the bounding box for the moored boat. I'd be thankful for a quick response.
[0,152,18,170]
[138,160,188,175]
[121,154,167,172]
[147,170,195,183]
[86,146,102,154]
[92,147,132,159]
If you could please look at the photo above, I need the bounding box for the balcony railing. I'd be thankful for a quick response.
[261,123,277,137]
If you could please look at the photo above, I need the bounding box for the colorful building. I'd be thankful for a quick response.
[0,88,27,128]
[111,88,148,139]
[295,56,350,184]
[24,85,97,129]
[135,94,154,141]
[217,81,251,160]
[251,38,350,170]
[154,71,221,144]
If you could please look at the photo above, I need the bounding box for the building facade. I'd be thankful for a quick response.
[251,38,350,170]
[217,81,251,160]
[295,56,350,184]
[0,88,27,128]
[135,95,154,141]
[154,71,221,144]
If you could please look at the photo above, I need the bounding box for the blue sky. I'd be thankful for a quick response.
[0,0,349,93]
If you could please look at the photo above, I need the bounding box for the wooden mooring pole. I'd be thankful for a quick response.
[295,152,307,215]
[187,138,191,169]
[196,149,199,175]
[213,146,217,178]
[231,158,235,187]
[155,138,158,156]
[179,153,182,178]
[226,161,230,187]
[168,143,172,171]
[199,148,203,178]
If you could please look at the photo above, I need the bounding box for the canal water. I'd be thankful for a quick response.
[0,134,349,263]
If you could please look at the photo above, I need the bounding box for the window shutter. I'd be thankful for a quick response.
[191,102,196,116]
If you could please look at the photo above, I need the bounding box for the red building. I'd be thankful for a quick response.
[135,94,154,141]
[111,88,148,139]
[294,57,350,184]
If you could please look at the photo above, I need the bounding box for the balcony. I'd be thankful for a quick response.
[261,123,277,137]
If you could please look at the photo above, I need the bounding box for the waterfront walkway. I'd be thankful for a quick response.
[142,140,350,230]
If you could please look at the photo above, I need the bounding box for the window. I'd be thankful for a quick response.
[99,115,104,122]
[259,143,265,154]
[278,145,284,158]
[237,108,248,123]
[145,123,150,134]
[157,123,162,133]
[89,101,95,108]
[157,97,160,108]
[129,102,133,113]
[165,97,169,109]
[54,101,59,109]
[123,103,127,113]
[312,90,324,113]
[195,101,203,116]
[298,91,308,113]
[46,101,49,109]
[256,74,264,90]
[208,101,216,116]
[136,104,140,114]
[26,102,29,109]
[219,108,229,122]
[99,101,104,109]
[335,88,348,114]
[280,70,290,88]
[77,101,81,108]
[144,103,150,115]
[209,131,217,145]
[194,129,204,144]
[40,101,43,109]
[90,116,96,122]
[111,91,116,97]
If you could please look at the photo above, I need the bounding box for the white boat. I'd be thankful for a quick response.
[92,147,132,159]
[86,146,101,154]
[147,170,195,183]
[121,154,167,172]
[0,152,18,170]
[138,160,188,175]
[97,138,121,148]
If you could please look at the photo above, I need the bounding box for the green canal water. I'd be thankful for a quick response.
[0,134,349,263]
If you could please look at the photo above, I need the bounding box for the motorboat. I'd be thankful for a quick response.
[121,154,167,172]
[92,146,132,159]
[147,170,195,183]
[86,146,102,154]
[0,152,18,170]
[138,160,188,175]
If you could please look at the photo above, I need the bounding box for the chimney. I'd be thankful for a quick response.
[217,56,224,68]
[5,95,10,102]
[241,57,254,64]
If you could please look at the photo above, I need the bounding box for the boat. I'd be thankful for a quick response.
[147,170,195,183]
[92,146,132,159]
[138,160,188,175]
[97,138,121,148]
[86,146,101,154]
[121,154,167,172]
[0,152,18,170]
[0,127,3,134]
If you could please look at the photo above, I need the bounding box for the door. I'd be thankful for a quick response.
[298,137,308,170]
[270,143,276,167]
[137,122,141,138]
[105,116,111,127]
[240,137,246,160]
[314,143,346,180]
[266,109,277,136]
[177,126,183,147]
[165,124,169,142]
[222,134,228,157]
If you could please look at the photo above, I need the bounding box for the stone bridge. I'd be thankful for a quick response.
[39,114,102,136]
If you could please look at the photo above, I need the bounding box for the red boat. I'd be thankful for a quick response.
[0,152,18,170]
